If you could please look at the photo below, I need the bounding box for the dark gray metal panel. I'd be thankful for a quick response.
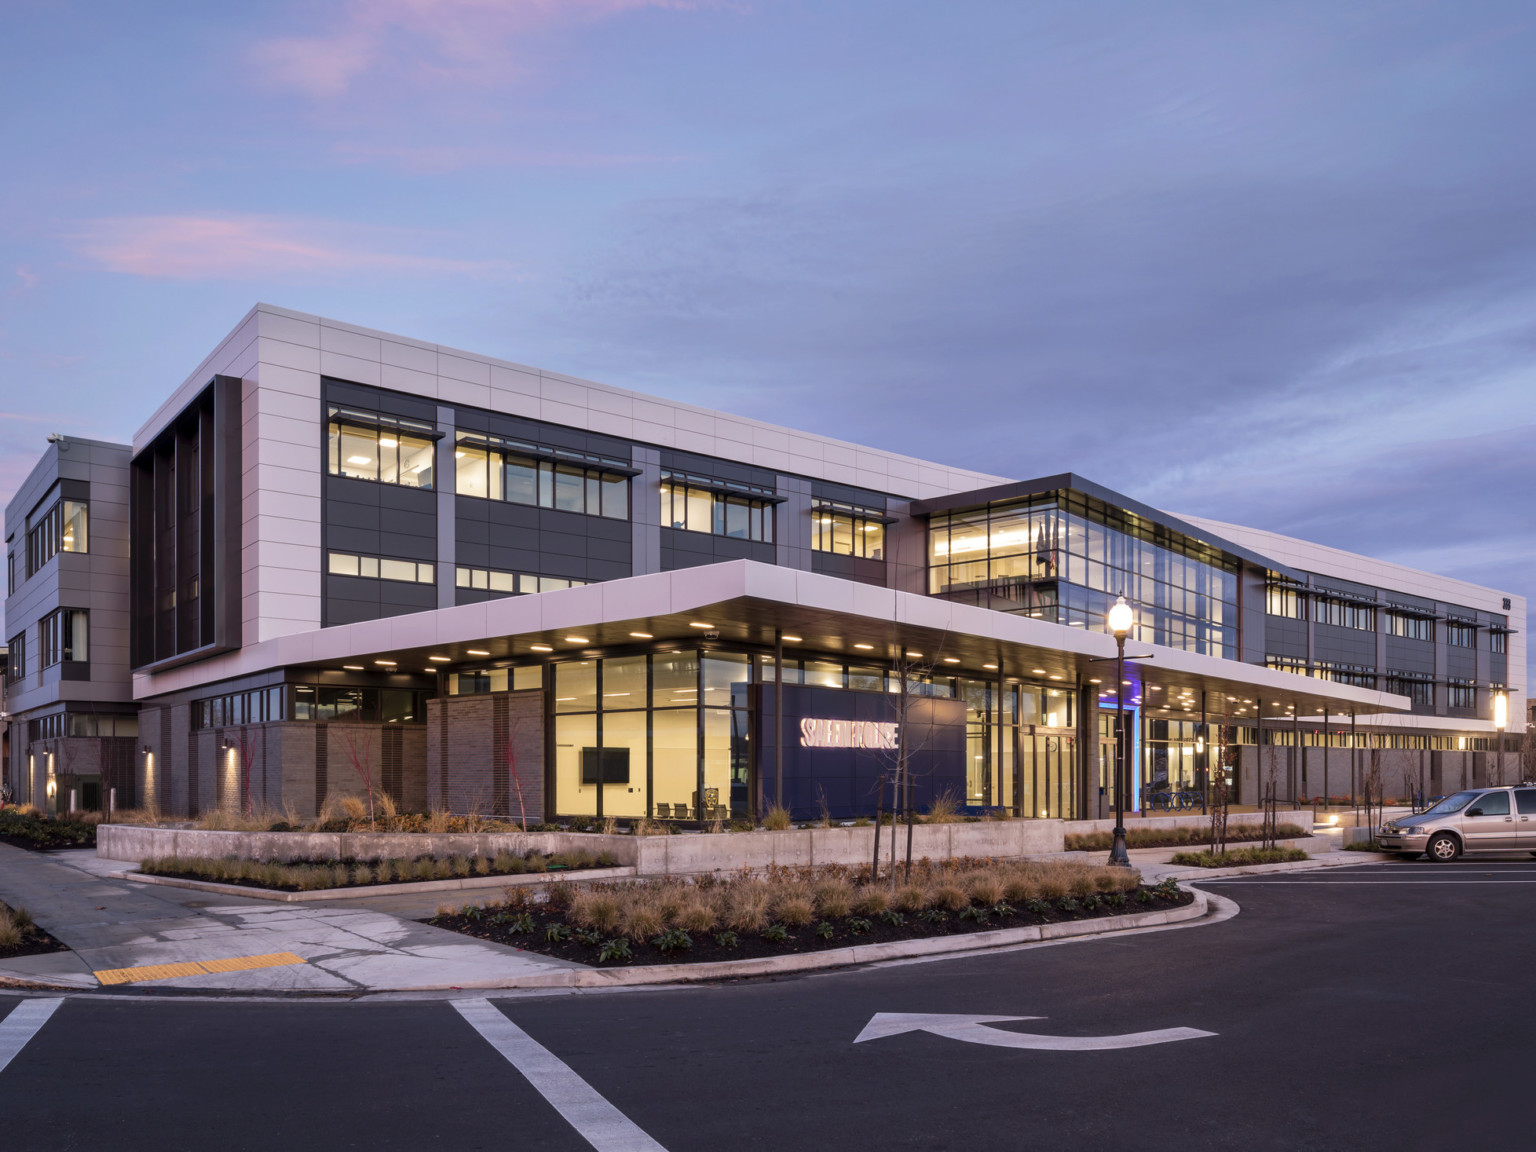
[323,377,439,422]
[660,449,777,490]
[1384,639,1435,674]
[631,445,662,577]
[810,480,890,508]
[810,550,887,587]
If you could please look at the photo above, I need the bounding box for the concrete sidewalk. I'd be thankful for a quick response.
[0,843,582,993]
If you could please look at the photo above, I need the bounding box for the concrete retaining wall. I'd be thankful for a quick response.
[99,819,1067,873]
[1068,810,1315,837]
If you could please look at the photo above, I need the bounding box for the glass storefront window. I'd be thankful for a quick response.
[804,661,843,688]
[702,652,750,704]
[555,661,598,712]
[602,655,648,708]
[652,708,697,815]
[553,713,598,817]
[652,652,699,706]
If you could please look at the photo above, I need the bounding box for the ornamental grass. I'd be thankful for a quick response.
[139,847,619,891]
[543,858,1141,943]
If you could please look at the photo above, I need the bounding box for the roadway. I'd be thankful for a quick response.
[2,859,1531,1150]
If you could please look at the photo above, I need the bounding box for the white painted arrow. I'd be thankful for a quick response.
[854,1013,1216,1051]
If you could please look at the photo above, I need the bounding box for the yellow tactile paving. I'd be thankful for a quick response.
[94,952,307,986]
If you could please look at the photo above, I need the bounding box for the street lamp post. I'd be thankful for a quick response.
[1107,594,1135,867]
[1494,691,1508,786]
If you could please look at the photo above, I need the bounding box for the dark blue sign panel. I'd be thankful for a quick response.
[753,683,968,820]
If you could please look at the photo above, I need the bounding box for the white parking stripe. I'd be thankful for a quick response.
[453,998,668,1152]
[0,998,64,1076]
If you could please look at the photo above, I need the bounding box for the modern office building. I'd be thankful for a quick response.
[3,304,1525,820]
[4,437,139,812]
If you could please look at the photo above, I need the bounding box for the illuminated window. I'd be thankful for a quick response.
[661,471,774,542]
[327,552,434,584]
[455,434,630,518]
[326,407,436,488]
[455,566,587,595]
[812,500,886,560]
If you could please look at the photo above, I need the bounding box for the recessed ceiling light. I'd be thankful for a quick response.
[1049,674,1063,680]
[429,656,450,663]
[983,664,997,670]
[689,622,713,629]
[342,665,364,671]
[564,636,590,644]
[854,643,873,650]
[467,649,491,656]
[374,659,396,666]
[783,635,803,643]
[1031,669,1047,675]
[1149,686,1161,691]
[943,657,960,664]
[1088,678,1101,684]
[530,644,554,652]
[906,651,922,658]
[630,632,653,639]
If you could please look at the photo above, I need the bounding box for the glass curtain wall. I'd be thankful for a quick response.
[928,491,1240,658]
[552,651,748,820]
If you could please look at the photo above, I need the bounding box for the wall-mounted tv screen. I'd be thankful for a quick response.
[581,746,631,785]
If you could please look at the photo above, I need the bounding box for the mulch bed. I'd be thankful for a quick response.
[0,903,69,962]
[427,887,1194,967]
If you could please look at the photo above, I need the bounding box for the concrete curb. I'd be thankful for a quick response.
[392,888,1213,991]
[108,866,637,903]
[1161,851,1393,881]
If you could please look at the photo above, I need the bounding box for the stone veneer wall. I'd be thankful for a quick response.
[136,704,427,818]
[426,689,544,820]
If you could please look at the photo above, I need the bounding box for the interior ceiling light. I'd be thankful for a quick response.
[428,656,450,663]
[1031,668,1047,675]
[342,665,364,671]
[983,663,998,670]
[346,455,371,465]
[906,651,922,658]
[564,636,590,644]
[783,635,803,643]
[1049,674,1063,680]
[689,622,714,629]
[530,644,554,652]
[630,632,653,639]
[467,649,491,656]
[854,643,874,650]
[374,659,396,666]
[943,657,960,664]
[379,437,398,448]
[1088,678,1101,684]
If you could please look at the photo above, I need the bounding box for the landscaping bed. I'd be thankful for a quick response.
[1168,846,1310,868]
[427,860,1192,967]
[1065,823,1308,852]
[0,807,98,851]
[138,848,620,892]
[0,901,68,961]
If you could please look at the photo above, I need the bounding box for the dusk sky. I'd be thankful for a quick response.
[3,2,1535,675]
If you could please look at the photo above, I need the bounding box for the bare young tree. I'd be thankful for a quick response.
[334,727,378,828]
[875,636,952,886]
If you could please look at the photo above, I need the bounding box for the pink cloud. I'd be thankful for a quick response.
[68,214,514,281]
[252,0,711,99]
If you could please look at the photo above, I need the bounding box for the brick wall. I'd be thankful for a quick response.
[427,690,544,820]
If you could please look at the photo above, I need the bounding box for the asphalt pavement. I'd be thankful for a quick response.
[2,859,1530,1151]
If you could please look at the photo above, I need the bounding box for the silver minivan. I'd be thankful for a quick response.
[1378,786,1536,860]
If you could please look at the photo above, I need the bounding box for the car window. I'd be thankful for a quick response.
[1471,792,1511,816]
[1516,790,1536,815]
[1422,791,1477,816]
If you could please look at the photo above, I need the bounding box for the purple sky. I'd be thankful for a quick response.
[3,1,1535,678]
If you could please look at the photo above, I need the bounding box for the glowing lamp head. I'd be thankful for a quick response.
[1107,595,1134,638]
[1494,692,1508,730]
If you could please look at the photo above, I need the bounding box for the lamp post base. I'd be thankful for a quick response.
[1107,825,1131,867]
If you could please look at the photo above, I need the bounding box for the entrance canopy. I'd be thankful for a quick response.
[139,559,1412,726]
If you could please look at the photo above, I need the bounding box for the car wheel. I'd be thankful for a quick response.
[1426,833,1460,862]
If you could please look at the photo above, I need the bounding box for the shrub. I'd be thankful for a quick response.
[762,923,790,944]
[812,879,854,919]
[893,884,929,913]
[1168,847,1308,868]
[931,884,968,912]
[598,938,633,963]
[774,895,815,927]
[851,886,890,916]
[714,930,740,949]
[652,928,693,953]
[814,921,835,939]
[762,805,792,831]
[966,874,1005,907]
[622,902,664,942]
[923,791,962,823]
[848,917,872,935]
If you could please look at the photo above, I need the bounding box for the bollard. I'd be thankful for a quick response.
[69,788,78,814]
